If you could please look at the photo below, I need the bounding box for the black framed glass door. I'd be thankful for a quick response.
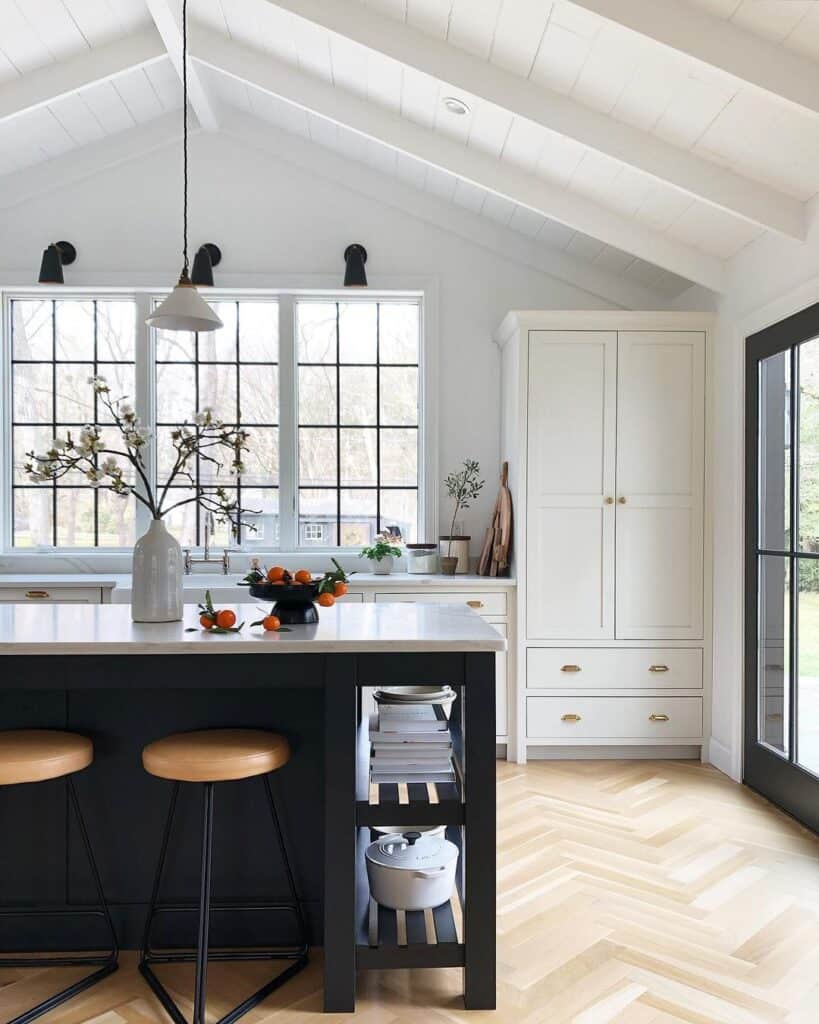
[746,305,819,832]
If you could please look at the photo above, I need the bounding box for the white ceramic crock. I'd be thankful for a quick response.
[365,830,459,911]
[131,518,183,623]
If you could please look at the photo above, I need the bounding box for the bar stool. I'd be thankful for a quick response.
[139,729,309,1024]
[0,730,118,1024]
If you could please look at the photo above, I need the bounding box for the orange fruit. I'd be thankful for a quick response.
[200,614,215,630]
[294,569,312,584]
[333,581,348,597]
[262,615,281,631]
[317,592,335,607]
[267,566,285,582]
[215,609,236,629]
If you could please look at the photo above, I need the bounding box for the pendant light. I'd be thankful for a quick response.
[146,0,222,333]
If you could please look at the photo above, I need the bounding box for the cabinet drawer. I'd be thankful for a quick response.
[0,587,102,604]
[374,591,506,616]
[527,648,702,689]
[526,696,703,740]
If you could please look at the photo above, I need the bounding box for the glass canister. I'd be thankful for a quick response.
[406,543,438,574]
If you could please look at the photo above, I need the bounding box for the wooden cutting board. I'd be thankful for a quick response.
[478,462,512,576]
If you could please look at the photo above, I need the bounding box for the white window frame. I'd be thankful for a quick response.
[0,287,437,569]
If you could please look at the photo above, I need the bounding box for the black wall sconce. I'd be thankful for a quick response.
[343,243,367,287]
[191,243,222,287]
[38,241,77,284]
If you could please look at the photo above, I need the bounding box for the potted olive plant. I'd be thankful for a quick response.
[440,459,484,575]
[360,533,402,575]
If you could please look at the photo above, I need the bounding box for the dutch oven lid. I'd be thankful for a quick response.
[365,830,458,870]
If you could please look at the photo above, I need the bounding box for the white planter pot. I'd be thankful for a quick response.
[370,556,394,575]
[131,519,183,623]
[365,831,459,911]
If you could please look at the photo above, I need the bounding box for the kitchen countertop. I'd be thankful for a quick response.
[0,600,507,655]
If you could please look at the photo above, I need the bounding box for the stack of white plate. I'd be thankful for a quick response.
[373,685,454,706]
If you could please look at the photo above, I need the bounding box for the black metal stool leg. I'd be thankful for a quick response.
[193,783,214,1024]
[262,775,309,954]
[0,777,119,1024]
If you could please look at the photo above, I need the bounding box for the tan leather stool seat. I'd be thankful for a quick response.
[143,729,291,783]
[0,730,93,785]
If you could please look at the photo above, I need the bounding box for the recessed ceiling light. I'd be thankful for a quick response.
[442,96,470,116]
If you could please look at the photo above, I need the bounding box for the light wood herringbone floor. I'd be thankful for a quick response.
[1,760,818,1023]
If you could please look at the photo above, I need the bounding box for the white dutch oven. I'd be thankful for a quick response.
[365,830,459,911]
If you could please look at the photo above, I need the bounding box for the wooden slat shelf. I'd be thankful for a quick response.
[355,828,464,970]
[355,720,464,826]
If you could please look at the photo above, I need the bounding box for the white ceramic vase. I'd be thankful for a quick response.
[371,556,394,575]
[131,518,183,623]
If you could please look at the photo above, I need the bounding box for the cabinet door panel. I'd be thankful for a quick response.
[615,332,704,639]
[527,332,616,639]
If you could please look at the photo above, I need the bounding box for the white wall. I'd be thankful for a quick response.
[674,194,819,780]
[0,131,625,557]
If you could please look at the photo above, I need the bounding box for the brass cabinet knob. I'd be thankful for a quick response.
[560,664,581,673]
[25,590,50,599]
[649,713,670,722]
[617,496,627,504]
[648,665,669,673]
[604,496,614,504]
[561,713,582,723]
[466,600,484,609]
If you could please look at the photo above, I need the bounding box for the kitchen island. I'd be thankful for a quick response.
[0,601,503,1012]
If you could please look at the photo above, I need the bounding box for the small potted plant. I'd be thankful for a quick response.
[440,459,484,575]
[360,533,402,575]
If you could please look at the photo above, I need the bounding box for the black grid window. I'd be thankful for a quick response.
[10,298,136,548]
[154,299,279,548]
[296,300,419,547]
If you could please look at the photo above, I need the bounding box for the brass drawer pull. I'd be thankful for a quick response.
[466,600,484,609]
[604,496,614,504]
[560,664,581,673]
[561,713,582,723]
[25,590,50,599]
[648,664,669,673]
[649,713,670,722]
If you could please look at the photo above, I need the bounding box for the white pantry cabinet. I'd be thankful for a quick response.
[497,312,711,763]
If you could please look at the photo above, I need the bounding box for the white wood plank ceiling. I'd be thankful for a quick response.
[3,0,819,299]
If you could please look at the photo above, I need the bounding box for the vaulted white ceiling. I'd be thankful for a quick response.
[3,0,819,301]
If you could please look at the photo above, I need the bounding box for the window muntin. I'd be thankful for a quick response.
[10,298,136,548]
[296,300,420,547]
[154,300,279,549]
[5,293,422,552]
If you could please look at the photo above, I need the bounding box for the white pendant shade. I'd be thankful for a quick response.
[146,278,223,333]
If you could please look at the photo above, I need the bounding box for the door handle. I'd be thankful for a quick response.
[561,713,582,722]
[649,713,670,722]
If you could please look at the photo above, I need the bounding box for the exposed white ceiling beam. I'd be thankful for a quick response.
[221,111,668,309]
[190,24,721,290]
[0,27,166,124]
[568,0,819,119]
[0,111,190,210]
[262,0,802,241]
[145,0,219,131]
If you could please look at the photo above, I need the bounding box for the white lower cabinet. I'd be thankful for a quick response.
[527,648,702,690]
[0,587,105,603]
[526,695,703,741]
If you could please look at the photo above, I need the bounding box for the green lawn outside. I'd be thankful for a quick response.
[799,590,819,676]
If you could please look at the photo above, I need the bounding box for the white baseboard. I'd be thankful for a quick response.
[525,744,701,760]
[708,736,739,780]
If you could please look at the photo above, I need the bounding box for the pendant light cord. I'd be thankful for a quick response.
[182,0,189,276]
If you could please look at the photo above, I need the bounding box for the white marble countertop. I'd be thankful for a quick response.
[0,601,507,655]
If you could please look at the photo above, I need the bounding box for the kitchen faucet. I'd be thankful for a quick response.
[183,510,231,574]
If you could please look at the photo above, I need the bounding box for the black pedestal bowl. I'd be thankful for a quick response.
[248,580,321,624]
